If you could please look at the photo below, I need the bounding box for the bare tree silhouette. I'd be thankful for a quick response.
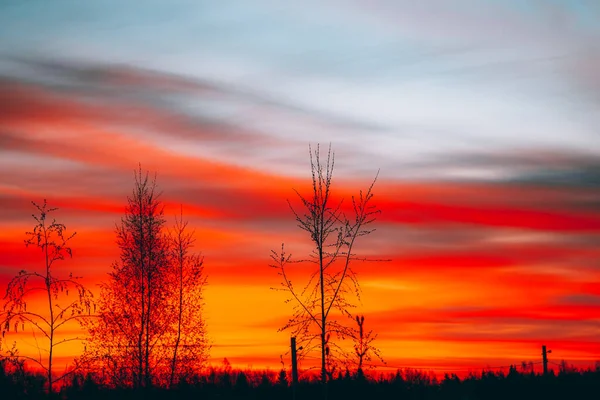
[83,167,210,388]
[83,166,172,388]
[271,144,381,387]
[1,200,94,395]
[350,315,384,375]
[167,207,209,387]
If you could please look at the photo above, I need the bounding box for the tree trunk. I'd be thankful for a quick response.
[170,252,184,388]
[44,226,54,396]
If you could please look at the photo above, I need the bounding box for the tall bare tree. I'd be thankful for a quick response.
[84,166,172,388]
[1,200,94,394]
[83,167,210,388]
[167,208,209,387]
[271,144,380,385]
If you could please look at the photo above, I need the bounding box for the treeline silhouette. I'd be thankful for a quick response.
[1,167,209,394]
[1,148,388,395]
[2,360,600,400]
[2,150,599,399]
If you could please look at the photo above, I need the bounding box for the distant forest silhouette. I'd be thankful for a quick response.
[2,360,600,399]
[1,145,599,399]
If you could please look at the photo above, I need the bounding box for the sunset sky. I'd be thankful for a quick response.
[1,0,599,375]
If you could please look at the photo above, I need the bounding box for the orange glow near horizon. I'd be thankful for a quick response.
[1,77,600,377]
